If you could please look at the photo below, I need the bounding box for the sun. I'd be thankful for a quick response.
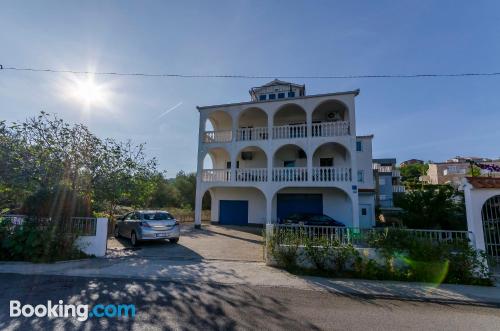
[59,72,113,111]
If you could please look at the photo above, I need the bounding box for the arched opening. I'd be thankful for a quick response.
[481,195,500,262]
[210,186,267,225]
[203,110,233,143]
[235,146,268,182]
[201,189,212,223]
[202,147,231,182]
[312,142,351,182]
[311,100,349,137]
[237,107,268,141]
[272,144,307,182]
[273,104,307,139]
[272,187,352,226]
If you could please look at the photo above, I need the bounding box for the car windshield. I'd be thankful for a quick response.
[142,212,174,220]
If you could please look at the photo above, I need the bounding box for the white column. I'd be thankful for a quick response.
[266,194,273,224]
[194,186,203,228]
[195,112,206,229]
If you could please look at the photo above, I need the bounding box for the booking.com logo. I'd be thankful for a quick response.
[10,300,136,321]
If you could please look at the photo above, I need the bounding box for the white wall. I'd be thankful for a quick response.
[239,108,268,127]
[273,145,307,167]
[211,187,267,224]
[356,136,375,190]
[75,218,108,257]
[237,147,267,168]
[312,143,349,167]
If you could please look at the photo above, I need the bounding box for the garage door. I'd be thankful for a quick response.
[277,194,323,221]
[219,200,249,225]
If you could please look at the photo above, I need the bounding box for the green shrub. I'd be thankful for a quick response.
[0,218,90,262]
[266,228,301,270]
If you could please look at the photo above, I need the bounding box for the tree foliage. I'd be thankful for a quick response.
[394,184,466,230]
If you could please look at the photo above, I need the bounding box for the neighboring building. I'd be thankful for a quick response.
[421,157,500,188]
[400,159,424,167]
[373,158,404,208]
[194,80,376,228]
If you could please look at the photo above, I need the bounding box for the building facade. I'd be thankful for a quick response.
[421,157,500,188]
[372,158,405,208]
[194,80,376,228]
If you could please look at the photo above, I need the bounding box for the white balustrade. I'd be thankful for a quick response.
[311,121,350,137]
[203,130,232,143]
[235,168,268,182]
[312,167,352,182]
[272,124,307,140]
[393,185,406,193]
[236,127,268,141]
[202,169,231,182]
[272,167,308,182]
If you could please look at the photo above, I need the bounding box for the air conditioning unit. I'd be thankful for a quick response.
[241,152,253,160]
[326,112,341,121]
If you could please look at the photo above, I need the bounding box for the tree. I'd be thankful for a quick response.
[395,184,466,230]
[172,171,197,209]
[400,163,428,187]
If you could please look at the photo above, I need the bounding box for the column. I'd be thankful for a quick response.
[351,191,360,228]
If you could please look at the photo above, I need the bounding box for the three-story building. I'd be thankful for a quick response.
[194,80,375,228]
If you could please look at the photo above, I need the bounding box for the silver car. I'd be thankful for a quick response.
[114,210,180,246]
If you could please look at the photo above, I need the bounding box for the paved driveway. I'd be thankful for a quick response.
[107,223,264,262]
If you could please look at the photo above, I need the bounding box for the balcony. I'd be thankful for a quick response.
[203,130,232,143]
[235,168,267,182]
[236,127,268,141]
[312,167,352,182]
[311,121,349,137]
[202,169,231,182]
[272,124,307,140]
[272,167,308,182]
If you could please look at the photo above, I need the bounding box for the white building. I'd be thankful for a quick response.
[194,80,375,228]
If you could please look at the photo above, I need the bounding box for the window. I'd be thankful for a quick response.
[268,93,276,100]
[226,161,231,169]
[320,158,333,167]
[357,170,364,182]
[356,141,362,151]
[259,94,266,101]
[288,91,295,98]
[278,92,285,99]
[284,160,295,167]
[361,208,367,216]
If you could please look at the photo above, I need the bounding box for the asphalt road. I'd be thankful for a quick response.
[0,273,499,331]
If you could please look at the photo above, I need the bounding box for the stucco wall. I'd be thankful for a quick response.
[210,187,267,224]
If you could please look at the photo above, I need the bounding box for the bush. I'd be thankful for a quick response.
[0,218,90,262]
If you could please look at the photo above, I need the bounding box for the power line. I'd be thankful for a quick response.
[1,65,500,80]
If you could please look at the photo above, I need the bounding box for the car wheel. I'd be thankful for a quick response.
[169,238,179,244]
[113,226,120,238]
[130,232,138,246]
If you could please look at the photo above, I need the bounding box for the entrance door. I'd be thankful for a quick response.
[277,194,323,221]
[219,200,248,225]
[359,204,373,228]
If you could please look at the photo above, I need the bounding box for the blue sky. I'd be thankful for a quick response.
[1,1,500,176]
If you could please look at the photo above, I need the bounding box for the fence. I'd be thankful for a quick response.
[267,224,473,247]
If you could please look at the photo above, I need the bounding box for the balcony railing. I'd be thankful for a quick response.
[272,124,307,140]
[272,167,308,182]
[236,127,268,141]
[202,169,231,182]
[311,121,349,137]
[203,130,232,143]
[312,167,352,182]
[235,168,268,182]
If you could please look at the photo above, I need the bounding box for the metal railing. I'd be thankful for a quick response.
[272,124,307,139]
[69,217,97,236]
[272,167,308,182]
[268,224,473,247]
[311,121,350,137]
[236,127,268,141]
[203,130,232,143]
[312,167,352,182]
[202,169,231,182]
[235,168,268,182]
[0,215,97,236]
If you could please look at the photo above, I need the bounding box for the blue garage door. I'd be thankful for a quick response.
[219,200,249,225]
[277,194,323,221]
